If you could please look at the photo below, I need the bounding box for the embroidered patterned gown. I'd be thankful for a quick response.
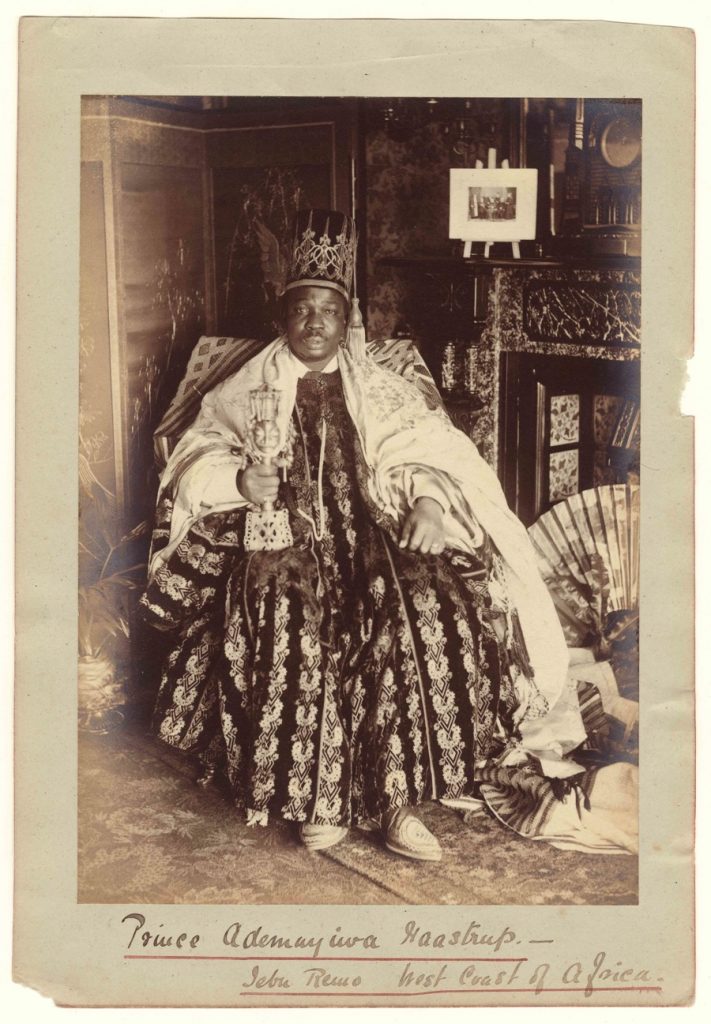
[142,368,530,828]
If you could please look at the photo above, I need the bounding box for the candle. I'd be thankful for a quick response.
[465,346,478,394]
[441,343,457,391]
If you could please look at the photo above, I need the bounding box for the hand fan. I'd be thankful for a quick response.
[528,485,640,649]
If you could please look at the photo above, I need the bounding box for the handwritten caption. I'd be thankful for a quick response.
[120,913,661,999]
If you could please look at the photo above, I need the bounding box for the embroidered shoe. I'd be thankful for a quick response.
[299,823,349,851]
[382,807,443,862]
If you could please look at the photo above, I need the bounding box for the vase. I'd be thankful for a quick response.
[78,655,126,734]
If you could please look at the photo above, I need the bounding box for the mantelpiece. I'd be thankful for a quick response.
[377,256,641,352]
[379,254,641,272]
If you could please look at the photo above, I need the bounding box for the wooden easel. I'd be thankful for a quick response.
[463,148,521,260]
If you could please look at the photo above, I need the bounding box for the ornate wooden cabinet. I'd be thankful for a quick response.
[500,351,639,526]
[378,256,641,525]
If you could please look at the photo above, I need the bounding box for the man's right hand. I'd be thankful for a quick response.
[237,463,280,506]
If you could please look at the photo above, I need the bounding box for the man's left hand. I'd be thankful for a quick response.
[399,497,446,555]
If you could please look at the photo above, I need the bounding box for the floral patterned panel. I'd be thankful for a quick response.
[549,449,579,503]
[550,393,580,446]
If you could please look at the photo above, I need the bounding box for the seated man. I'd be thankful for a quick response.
[141,209,585,861]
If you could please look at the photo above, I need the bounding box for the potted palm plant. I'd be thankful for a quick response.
[78,449,148,732]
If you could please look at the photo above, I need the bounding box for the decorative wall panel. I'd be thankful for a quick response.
[119,161,206,526]
[491,268,641,362]
[550,393,580,446]
[80,161,117,588]
[549,449,580,503]
[523,281,641,347]
[207,113,354,339]
[364,99,511,342]
[80,162,115,497]
[212,162,332,339]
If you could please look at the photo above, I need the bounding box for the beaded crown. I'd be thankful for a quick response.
[285,209,355,302]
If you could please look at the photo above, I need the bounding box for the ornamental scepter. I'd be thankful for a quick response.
[243,359,294,551]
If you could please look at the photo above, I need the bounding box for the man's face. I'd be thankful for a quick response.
[285,286,347,370]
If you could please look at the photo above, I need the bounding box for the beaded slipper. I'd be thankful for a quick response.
[299,823,348,851]
[382,807,442,862]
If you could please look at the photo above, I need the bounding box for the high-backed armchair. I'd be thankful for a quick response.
[153,335,444,468]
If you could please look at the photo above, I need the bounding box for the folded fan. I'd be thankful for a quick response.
[528,485,640,649]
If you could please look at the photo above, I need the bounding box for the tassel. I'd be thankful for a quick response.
[346,295,367,363]
[345,242,367,362]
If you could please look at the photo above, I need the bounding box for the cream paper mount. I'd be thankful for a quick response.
[14,16,695,1010]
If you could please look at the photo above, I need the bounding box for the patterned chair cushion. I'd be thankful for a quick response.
[367,336,444,412]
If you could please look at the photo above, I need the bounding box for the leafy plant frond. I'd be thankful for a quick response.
[78,455,149,653]
[122,520,150,543]
[78,538,103,563]
[79,450,113,499]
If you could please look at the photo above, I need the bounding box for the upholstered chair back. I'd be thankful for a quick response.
[153,335,442,468]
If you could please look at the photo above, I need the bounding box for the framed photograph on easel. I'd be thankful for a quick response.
[449,167,538,252]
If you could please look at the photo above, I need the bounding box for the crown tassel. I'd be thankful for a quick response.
[345,238,367,363]
[346,296,367,363]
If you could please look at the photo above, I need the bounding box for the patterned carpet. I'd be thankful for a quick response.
[78,724,638,906]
